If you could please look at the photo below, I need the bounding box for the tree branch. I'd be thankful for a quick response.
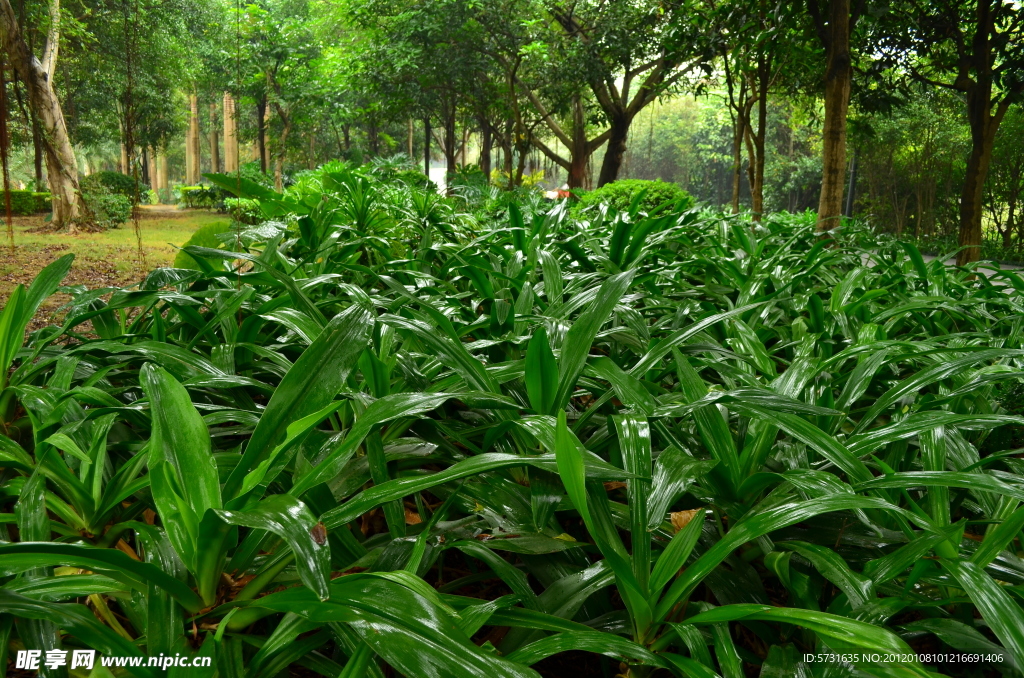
[41,0,59,78]
[530,135,571,170]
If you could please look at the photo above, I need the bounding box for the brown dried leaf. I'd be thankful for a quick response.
[670,509,701,534]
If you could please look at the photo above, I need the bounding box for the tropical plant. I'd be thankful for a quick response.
[575,179,695,217]
[2,171,1024,677]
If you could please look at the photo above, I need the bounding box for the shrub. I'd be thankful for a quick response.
[0,190,42,215]
[80,170,147,203]
[82,190,132,229]
[574,178,694,215]
[223,197,263,224]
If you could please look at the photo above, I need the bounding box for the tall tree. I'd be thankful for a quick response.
[547,0,714,186]
[806,0,864,231]
[0,0,80,229]
[877,0,1024,264]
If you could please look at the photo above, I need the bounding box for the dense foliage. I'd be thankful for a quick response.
[3,169,1024,675]
[573,179,694,217]
[0,190,51,216]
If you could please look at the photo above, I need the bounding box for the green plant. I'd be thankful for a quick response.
[223,197,264,224]
[4,175,1024,677]
[80,170,147,204]
[575,178,694,217]
[173,221,234,269]
[82,190,132,228]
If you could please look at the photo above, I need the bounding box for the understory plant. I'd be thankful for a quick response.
[2,166,1024,677]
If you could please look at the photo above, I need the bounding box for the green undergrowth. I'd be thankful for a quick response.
[3,163,1024,677]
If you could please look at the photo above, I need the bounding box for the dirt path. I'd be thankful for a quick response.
[1,209,225,333]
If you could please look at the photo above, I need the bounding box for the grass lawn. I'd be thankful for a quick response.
[1,207,227,330]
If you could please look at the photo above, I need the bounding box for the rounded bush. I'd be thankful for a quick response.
[81,171,147,203]
[82,191,131,229]
[574,179,693,216]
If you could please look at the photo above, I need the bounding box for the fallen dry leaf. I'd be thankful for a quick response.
[670,509,702,533]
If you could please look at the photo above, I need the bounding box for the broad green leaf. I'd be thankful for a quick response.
[554,271,634,410]
[525,328,557,415]
[141,363,222,574]
[215,495,331,600]
[226,304,374,498]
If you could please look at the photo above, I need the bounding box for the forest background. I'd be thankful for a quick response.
[0,0,1022,264]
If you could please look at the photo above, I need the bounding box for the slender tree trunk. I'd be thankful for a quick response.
[844,150,857,217]
[443,109,457,186]
[256,96,267,174]
[272,105,290,192]
[751,61,770,221]
[143,146,152,186]
[223,92,238,173]
[407,118,414,158]
[0,0,80,229]
[157,150,168,196]
[187,93,201,184]
[597,113,629,187]
[209,102,220,174]
[460,123,468,166]
[816,0,852,231]
[423,117,431,176]
[367,119,380,156]
[479,118,492,178]
[731,110,745,214]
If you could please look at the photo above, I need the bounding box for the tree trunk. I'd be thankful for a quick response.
[479,118,492,178]
[407,118,414,158]
[844,150,857,217]
[256,96,267,174]
[0,0,80,229]
[273,106,290,192]
[816,0,852,232]
[187,93,201,184]
[751,60,770,221]
[731,109,745,214]
[143,146,152,186]
[157,150,168,198]
[223,92,238,173]
[209,102,220,174]
[460,123,468,166]
[423,117,430,176]
[443,110,457,187]
[956,0,1007,266]
[958,109,998,265]
[597,114,629,187]
[30,111,42,189]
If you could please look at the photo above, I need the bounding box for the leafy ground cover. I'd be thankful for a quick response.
[3,168,1024,677]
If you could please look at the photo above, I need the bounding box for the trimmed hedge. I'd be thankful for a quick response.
[0,190,51,215]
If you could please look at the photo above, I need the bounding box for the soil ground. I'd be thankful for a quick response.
[0,206,226,331]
